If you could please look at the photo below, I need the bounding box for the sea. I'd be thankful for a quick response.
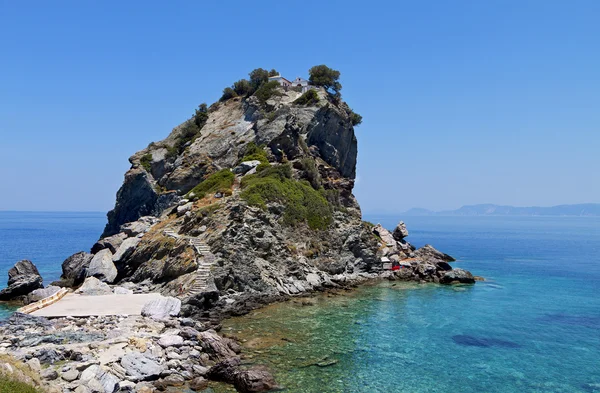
[1,212,599,392]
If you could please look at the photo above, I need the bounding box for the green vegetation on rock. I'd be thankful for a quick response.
[294,89,319,106]
[167,103,209,159]
[140,153,153,172]
[254,80,282,104]
[0,376,41,393]
[241,164,332,230]
[239,142,269,165]
[187,169,235,200]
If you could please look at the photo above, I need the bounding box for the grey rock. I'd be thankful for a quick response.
[91,233,127,254]
[113,286,134,295]
[112,237,141,263]
[234,366,278,393]
[120,352,163,381]
[62,368,80,382]
[0,259,43,301]
[372,224,396,247]
[120,216,158,237]
[176,202,193,216]
[26,358,41,372]
[392,220,409,240]
[158,335,184,348]
[87,249,118,283]
[41,367,59,380]
[27,285,61,304]
[440,268,475,284]
[76,277,113,296]
[141,296,181,320]
[75,386,91,393]
[88,378,105,393]
[233,160,261,175]
[54,251,94,287]
[80,365,101,383]
[98,369,120,393]
[414,244,455,263]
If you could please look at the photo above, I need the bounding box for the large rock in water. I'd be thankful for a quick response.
[440,268,475,284]
[141,296,181,320]
[414,244,455,263]
[53,251,93,287]
[0,260,43,301]
[86,249,118,283]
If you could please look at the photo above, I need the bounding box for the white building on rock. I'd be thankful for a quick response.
[269,74,314,93]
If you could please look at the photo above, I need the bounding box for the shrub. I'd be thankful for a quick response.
[268,69,279,76]
[140,153,153,172]
[308,65,342,96]
[350,110,362,126]
[254,80,282,104]
[220,87,237,102]
[187,169,235,200]
[239,142,269,164]
[240,164,332,230]
[299,157,321,189]
[233,79,252,96]
[294,89,319,106]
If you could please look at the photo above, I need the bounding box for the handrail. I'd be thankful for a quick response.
[17,288,69,314]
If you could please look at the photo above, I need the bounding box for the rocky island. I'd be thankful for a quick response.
[0,66,475,393]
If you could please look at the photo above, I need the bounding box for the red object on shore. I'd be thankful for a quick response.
[392,265,400,271]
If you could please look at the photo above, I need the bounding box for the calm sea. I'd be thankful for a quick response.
[222,215,600,393]
[1,212,599,392]
[0,211,106,317]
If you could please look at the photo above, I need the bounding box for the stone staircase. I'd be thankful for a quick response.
[186,238,216,297]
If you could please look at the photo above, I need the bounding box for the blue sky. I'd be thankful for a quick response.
[1,0,598,213]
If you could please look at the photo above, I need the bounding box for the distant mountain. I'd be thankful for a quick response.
[402,204,600,217]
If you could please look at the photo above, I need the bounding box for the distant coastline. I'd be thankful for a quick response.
[396,203,600,217]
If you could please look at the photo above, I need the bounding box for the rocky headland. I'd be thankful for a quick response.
[0,67,475,393]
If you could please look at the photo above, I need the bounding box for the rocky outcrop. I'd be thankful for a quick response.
[0,260,43,301]
[86,249,118,283]
[392,221,409,240]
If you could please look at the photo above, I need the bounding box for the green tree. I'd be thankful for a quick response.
[349,111,362,126]
[233,79,252,96]
[254,80,281,104]
[194,103,209,128]
[268,69,279,76]
[220,87,237,102]
[249,68,270,91]
[308,65,342,96]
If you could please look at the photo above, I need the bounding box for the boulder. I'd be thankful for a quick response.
[440,268,475,284]
[176,202,193,216]
[199,330,238,361]
[0,260,43,301]
[53,252,93,287]
[76,277,113,296]
[414,244,455,263]
[207,357,241,383]
[392,221,409,240]
[91,233,127,254]
[372,224,396,247]
[157,335,184,348]
[113,286,133,295]
[234,367,278,393]
[120,352,163,381]
[87,249,118,283]
[61,368,79,382]
[112,237,141,263]
[141,296,181,320]
[120,216,158,237]
[233,160,261,175]
[27,285,61,304]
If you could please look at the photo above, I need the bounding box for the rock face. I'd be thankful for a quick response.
[0,260,43,301]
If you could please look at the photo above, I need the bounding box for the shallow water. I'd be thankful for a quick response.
[223,216,600,393]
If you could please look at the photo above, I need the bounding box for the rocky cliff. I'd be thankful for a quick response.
[54,81,475,319]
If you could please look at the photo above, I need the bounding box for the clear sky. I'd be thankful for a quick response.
[1,1,598,214]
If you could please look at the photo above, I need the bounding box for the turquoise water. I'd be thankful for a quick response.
[0,211,106,317]
[223,216,600,393]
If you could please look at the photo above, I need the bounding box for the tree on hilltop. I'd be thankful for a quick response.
[308,65,342,96]
[249,68,270,91]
